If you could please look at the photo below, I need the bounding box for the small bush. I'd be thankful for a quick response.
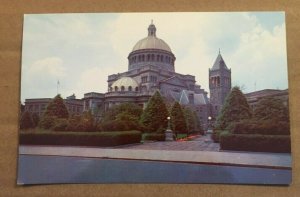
[53,118,69,131]
[143,133,165,141]
[220,133,291,153]
[19,130,142,147]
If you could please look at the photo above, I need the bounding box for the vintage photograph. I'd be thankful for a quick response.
[18,12,291,185]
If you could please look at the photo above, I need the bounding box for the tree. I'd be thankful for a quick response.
[170,102,187,134]
[215,86,252,129]
[140,91,169,132]
[193,111,202,132]
[39,94,69,129]
[183,107,196,132]
[103,102,142,122]
[253,97,289,122]
[44,94,69,119]
[20,111,35,129]
[31,113,40,127]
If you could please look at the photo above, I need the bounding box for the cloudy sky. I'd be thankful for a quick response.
[21,12,288,102]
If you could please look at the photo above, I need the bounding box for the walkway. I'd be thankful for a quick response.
[117,134,220,151]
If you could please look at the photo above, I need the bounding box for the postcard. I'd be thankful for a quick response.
[18,12,291,185]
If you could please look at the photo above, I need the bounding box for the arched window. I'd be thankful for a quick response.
[128,86,132,91]
[147,54,150,61]
[160,55,163,62]
[157,55,160,61]
[114,86,118,91]
[138,55,141,62]
[121,86,125,92]
[151,54,155,61]
[142,55,145,61]
[109,87,113,92]
[135,87,139,92]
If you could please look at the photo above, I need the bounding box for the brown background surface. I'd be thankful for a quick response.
[0,0,299,196]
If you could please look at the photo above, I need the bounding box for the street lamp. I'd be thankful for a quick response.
[165,116,174,141]
[207,116,212,135]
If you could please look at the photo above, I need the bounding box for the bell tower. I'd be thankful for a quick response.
[209,50,231,118]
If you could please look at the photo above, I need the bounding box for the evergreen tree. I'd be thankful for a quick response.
[170,102,187,134]
[193,111,202,132]
[78,110,95,131]
[140,91,169,132]
[183,107,196,132]
[31,113,40,127]
[216,86,252,129]
[44,94,69,118]
[20,111,35,129]
[254,97,289,122]
[39,94,69,129]
[103,102,142,122]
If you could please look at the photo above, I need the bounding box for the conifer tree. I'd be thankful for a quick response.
[183,107,196,132]
[215,86,252,129]
[170,102,187,134]
[140,91,169,132]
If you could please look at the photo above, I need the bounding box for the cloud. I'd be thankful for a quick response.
[21,13,288,102]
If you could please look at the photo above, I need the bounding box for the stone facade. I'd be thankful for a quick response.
[209,51,232,119]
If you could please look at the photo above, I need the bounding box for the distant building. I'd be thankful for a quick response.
[245,89,289,110]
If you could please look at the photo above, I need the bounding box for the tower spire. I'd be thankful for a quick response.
[219,48,221,54]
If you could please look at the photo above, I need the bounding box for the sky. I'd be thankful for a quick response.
[21,12,288,102]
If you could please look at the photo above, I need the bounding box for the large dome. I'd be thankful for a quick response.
[132,36,172,52]
[132,23,172,53]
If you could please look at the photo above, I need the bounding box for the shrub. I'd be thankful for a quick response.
[39,115,56,129]
[229,120,290,135]
[220,133,291,153]
[211,130,229,142]
[53,118,69,131]
[19,130,142,147]
[20,111,35,129]
[100,120,141,131]
[143,133,165,141]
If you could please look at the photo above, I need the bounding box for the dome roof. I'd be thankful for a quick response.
[111,77,138,91]
[132,36,172,52]
[132,23,172,53]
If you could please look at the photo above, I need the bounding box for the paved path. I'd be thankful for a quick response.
[117,134,220,151]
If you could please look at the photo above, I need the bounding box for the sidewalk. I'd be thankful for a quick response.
[19,145,292,169]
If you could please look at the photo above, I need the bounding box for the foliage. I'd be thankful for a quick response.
[229,119,290,135]
[143,133,165,141]
[220,133,291,153]
[100,120,141,131]
[170,102,187,134]
[19,130,142,147]
[211,129,229,142]
[140,91,169,132]
[52,118,69,131]
[66,114,82,131]
[39,94,69,129]
[253,97,289,122]
[215,86,252,129]
[20,111,35,129]
[44,94,69,119]
[193,111,202,132]
[103,102,142,122]
[183,107,196,133]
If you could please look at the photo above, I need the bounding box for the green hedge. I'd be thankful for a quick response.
[220,133,291,153]
[211,130,229,142]
[143,133,165,141]
[229,120,290,135]
[19,130,142,147]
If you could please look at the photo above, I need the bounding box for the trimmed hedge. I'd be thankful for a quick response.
[20,130,142,147]
[220,133,291,153]
[229,120,290,135]
[143,133,165,141]
[211,130,229,142]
